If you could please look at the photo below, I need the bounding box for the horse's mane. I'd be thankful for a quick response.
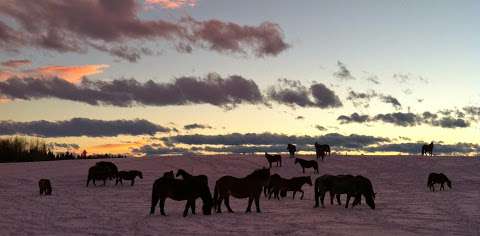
[246,168,269,179]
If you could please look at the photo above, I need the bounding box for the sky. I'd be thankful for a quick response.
[0,0,479,156]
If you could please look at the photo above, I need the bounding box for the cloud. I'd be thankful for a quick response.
[333,61,354,80]
[315,125,327,131]
[50,142,80,150]
[0,0,289,61]
[337,113,370,124]
[1,59,31,68]
[365,75,380,84]
[379,95,402,110]
[0,64,109,83]
[145,0,197,9]
[0,118,170,137]
[183,123,212,130]
[295,116,305,120]
[347,90,401,109]
[131,144,197,156]
[365,142,480,155]
[373,112,419,127]
[267,79,342,108]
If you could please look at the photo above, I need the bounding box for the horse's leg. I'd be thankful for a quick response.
[225,196,234,213]
[336,194,342,205]
[131,179,135,186]
[255,194,261,213]
[440,183,444,191]
[115,178,119,185]
[302,167,305,173]
[160,198,166,216]
[191,199,196,215]
[183,200,191,217]
[216,195,223,213]
[300,190,304,200]
[103,178,106,186]
[292,191,296,200]
[320,192,326,208]
[246,197,253,213]
[150,194,159,215]
[345,194,351,208]
[93,179,96,186]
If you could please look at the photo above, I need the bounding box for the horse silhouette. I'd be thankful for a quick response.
[264,152,282,168]
[150,171,213,217]
[263,173,284,200]
[176,169,209,186]
[38,179,52,195]
[427,173,451,191]
[276,176,312,200]
[214,168,270,213]
[116,170,143,186]
[294,158,319,174]
[87,164,114,186]
[314,143,330,161]
[422,142,434,156]
[287,144,297,158]
[314,174,375,209]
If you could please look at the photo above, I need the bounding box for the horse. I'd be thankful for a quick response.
[294,158,319,174]
[287,144,297,158]
[214,168,270,213]
[264,173,286,200]
[94,161,118,180]
[116,170,143,186]
[422,142,434,156]
[314,175,375,209]
[264,152,282,168]
[314,143,330,161]
[87,164,112,186]
[276,176,312,200]
[150,173,213,217]
[427,173,451,192]
[176,169,209,186]
[38,179,52,195]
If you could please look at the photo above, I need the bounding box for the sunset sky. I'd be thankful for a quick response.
[0,0,479,156]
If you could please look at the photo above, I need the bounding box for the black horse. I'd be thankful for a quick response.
[176,169,209,186]
[95,161,118,180]
[314,174,375,209]
[427,173,451,192]
[314,143,330,161]
[294,158,319,174]
[38,179,52,195]
[264,153,282,168]
[277,176,312,200]
[87,164,112,186]
[287,144,297,158]
[150,172,213,217]
[214,168,270,213]
[422,142,434,156]
[264,173,286,200]
[116,170,143,186]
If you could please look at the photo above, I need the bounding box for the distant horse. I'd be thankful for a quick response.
[214,168,270,213]
[427,173,451,192]
[38,179,52,195]
[116,170,143,186]
[294,158,319,174]
[87,165,112,186]
[422,142,434,156]
[287,144,297,158]
[314,175,375,209]
[263,174,284,200]
[150,174,213,217]
[95,161,118,180]
[176,169,209,186]
[264,152,282,168]
[315,143,330,161]
[276,176,312,200]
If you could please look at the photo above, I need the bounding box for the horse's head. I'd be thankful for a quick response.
[200,184,213,215]
[446,179,452,188]
[175,169,184,177]
[137,171,143,179]
[163,171,174,179]
[306,176,312,186]
[364,194,375,209]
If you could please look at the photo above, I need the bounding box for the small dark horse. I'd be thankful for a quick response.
[263,173,283,199]
[287,144,297,158]
[150,173,213,217]
[427,173,451,192]
[276,176,312,200]
[38,179,52,195]
[264,152,282,168]
[95,161,118,180]
[116,170,143,186]
[315,143,330,161]
[314,174,375,209]
[176,169,209,186]
[422,142,434,156]
[214,168,270,213]
[87,165,111,186]
[294,158,319,174]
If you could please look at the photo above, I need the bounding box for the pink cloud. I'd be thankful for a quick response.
[0,64,109,83]
[145,0,197,9]
[1,59,31,68]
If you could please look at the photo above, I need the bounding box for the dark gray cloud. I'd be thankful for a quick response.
[0,118,170,137]
[365,75,380,84]
[315,125,327,131]
[183,123,212,130]
[267,79,342,108]
[347,90,401,109]
[337,113,370,124]
[295,116,305,120]
[373,112,419,127]
[50,142,80,150]
[379,95,401,110]
[131,144,197,156]
[1,59,31,68]
[333,61,355,80]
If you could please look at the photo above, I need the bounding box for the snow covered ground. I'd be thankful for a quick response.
[0,155,479,235]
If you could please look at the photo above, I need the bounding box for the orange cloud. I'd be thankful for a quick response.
[0,64,109,83]
[145,0,197,9]
[87,141,145,155]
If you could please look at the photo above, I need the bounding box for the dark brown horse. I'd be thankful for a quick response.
[38,179,52,195]
[264,152,282,168]
[276,176,312,200]
[294,158,319,174]
[314,175,375,209]
[264,173,286,200]
[95,161,118,180]
[287,144,297,158]
[176,169,209,186]
[116,170,143,186]
[422,142,434,156]
[427,173,451,191]
[214,168,270,213]
[314,143,330,161]
[150,171,213,217]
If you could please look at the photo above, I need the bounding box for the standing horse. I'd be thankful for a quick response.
[214,168,270,213]
[276,176,312,200]
[294,158,319,174]
[176,169,209,186]
[264,153,282,168]
[427,173,451,191]
[422,142,434,156]
[287,144,297,158]
[116,170,143,186]
[315,143,330,161]
[150,173,213,217]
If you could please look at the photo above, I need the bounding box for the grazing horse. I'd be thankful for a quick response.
[314,175,375,209]
[427,173,451,192]
[314,143,331,161]
[214,168,270,213]
[294,158,319,174]
[422,142,434,156]
[87,165,112,186]
[38,179,52,195]
[276,176,312,200]
[116,170,143,186]
[176,169,209,186]
[287,144,297,158]
[264,152,282,168]
[150,173,213,217]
